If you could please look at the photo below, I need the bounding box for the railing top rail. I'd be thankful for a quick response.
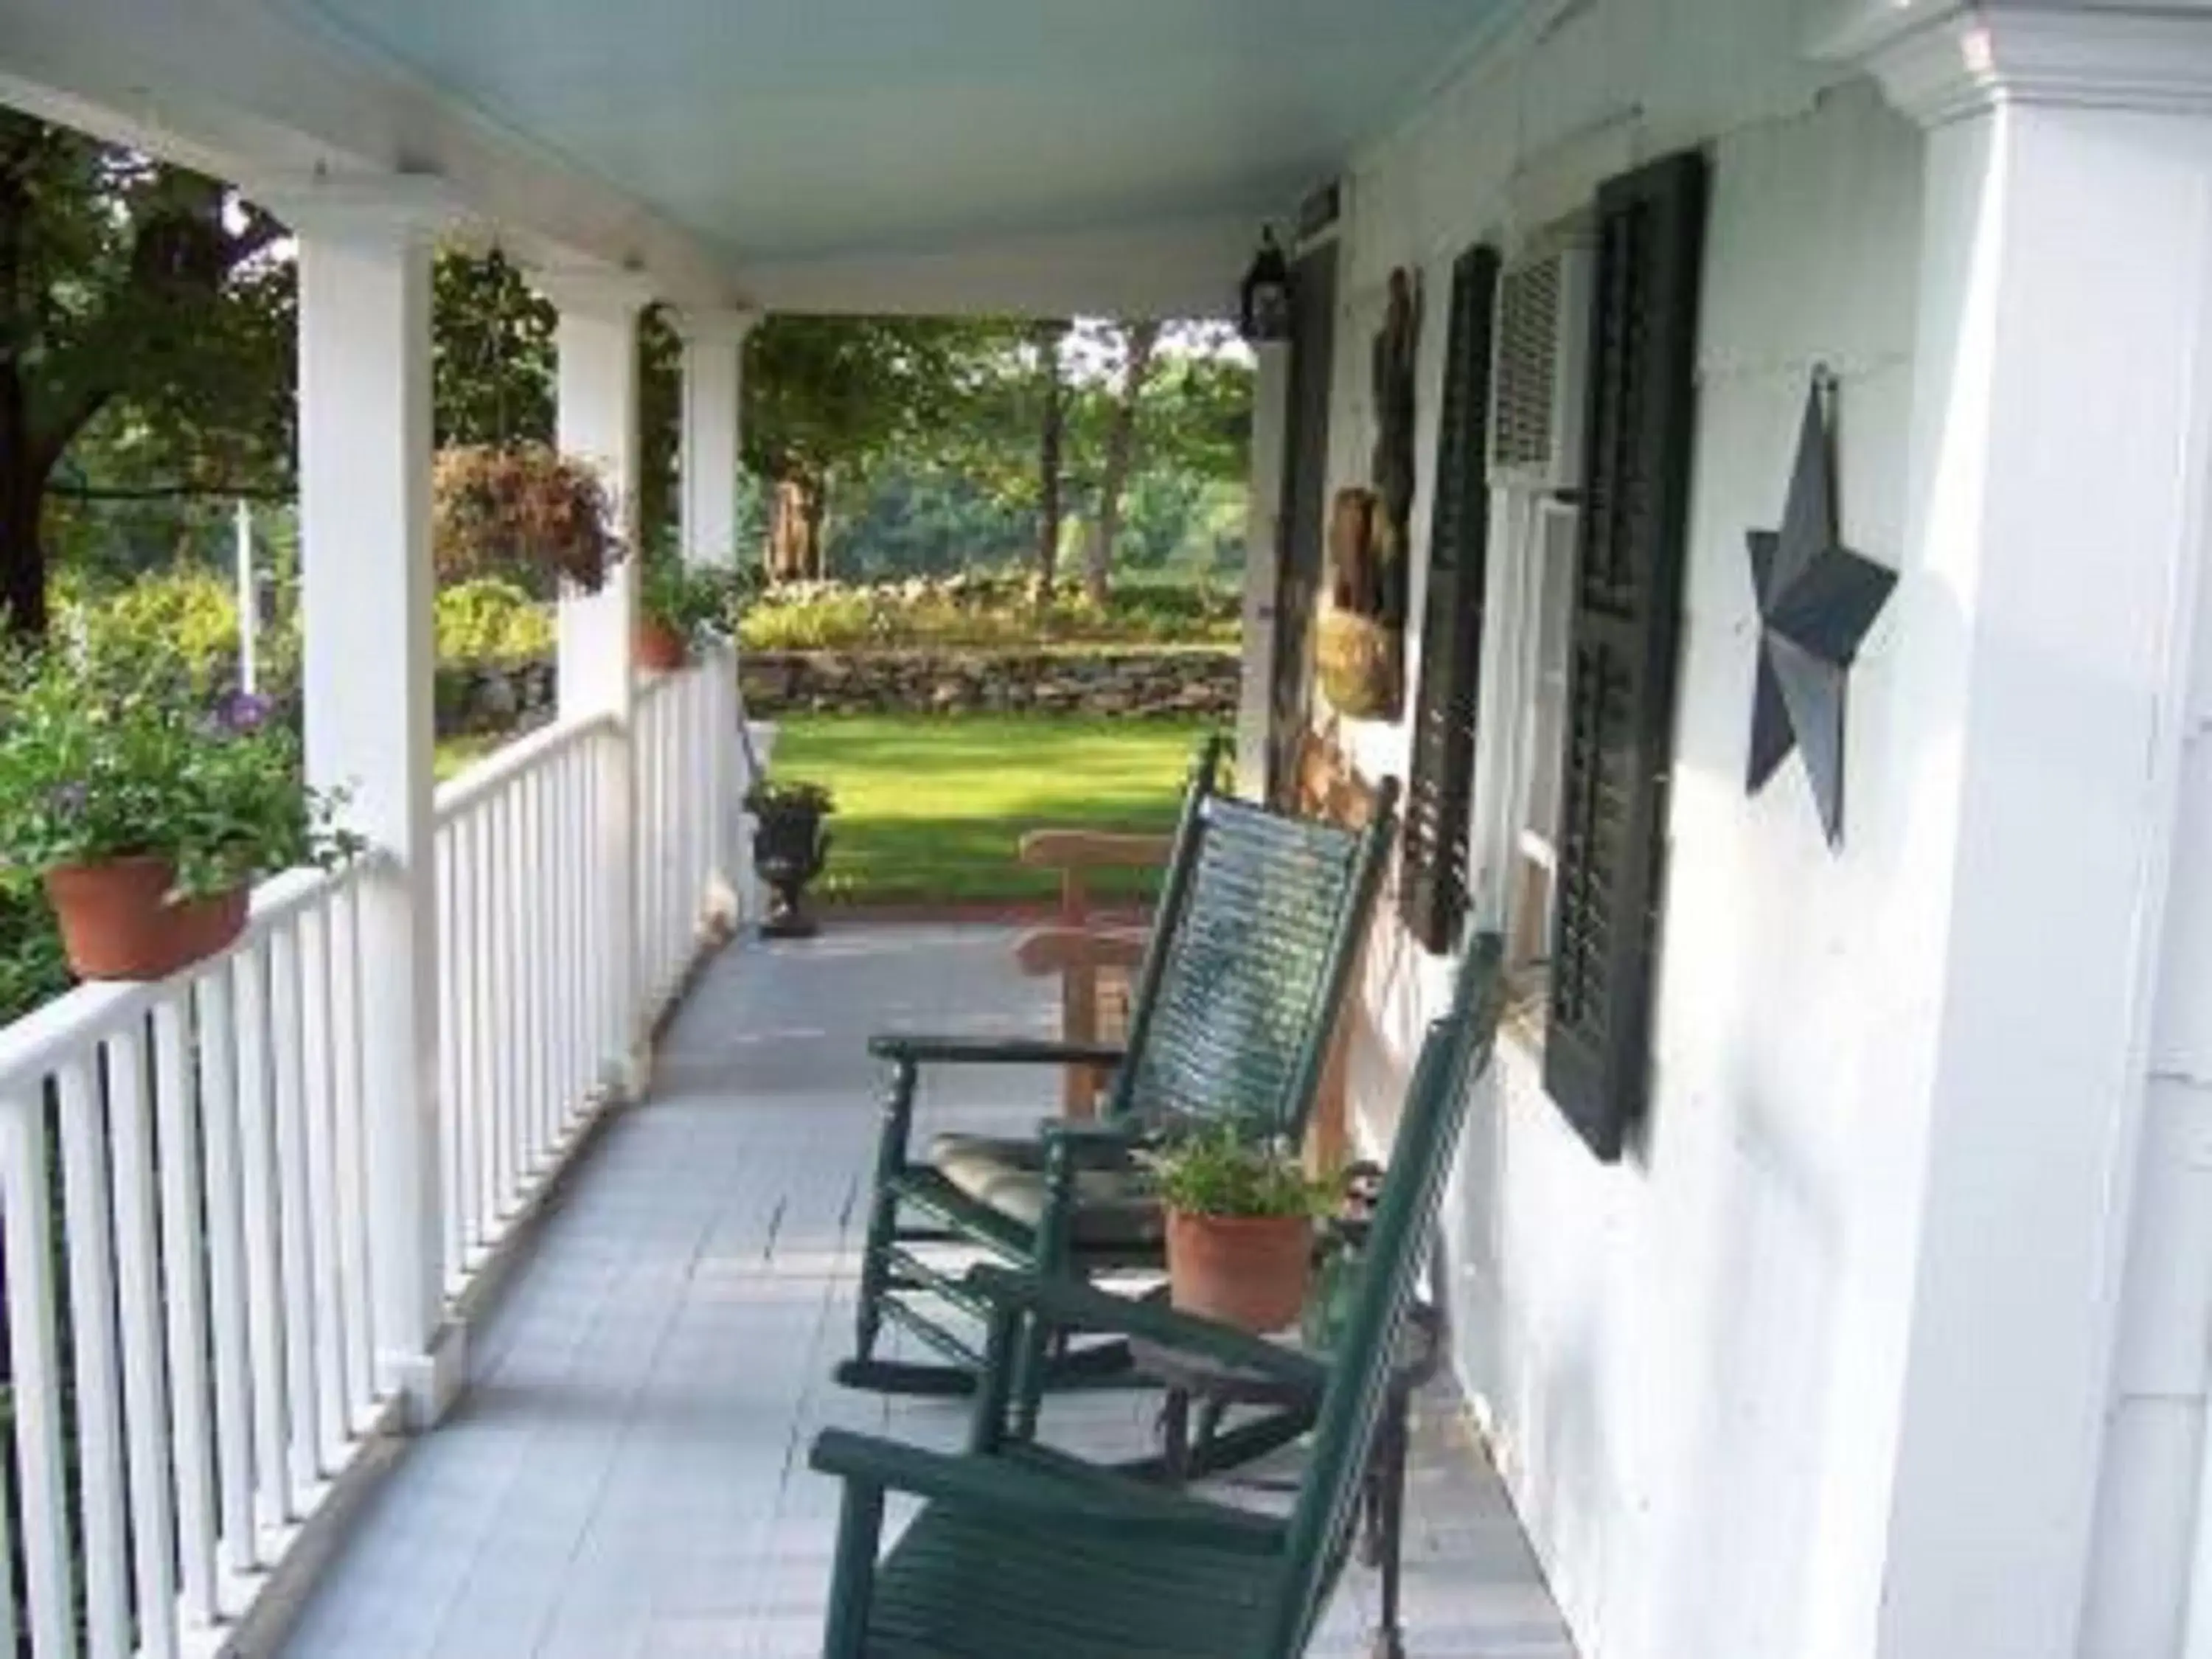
[0,859,376,1098]
[434,712,620,825]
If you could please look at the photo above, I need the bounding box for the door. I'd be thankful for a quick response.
[1267,240,1339,806]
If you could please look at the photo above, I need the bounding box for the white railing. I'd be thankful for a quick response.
[636,640,743,1016]
[433,713,622,1297]
[0,863,385,1657]
[0,642,751,1655]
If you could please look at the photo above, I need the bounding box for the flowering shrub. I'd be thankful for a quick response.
[0,639,359,902]
[737,572,1239,653]
[437,578,558,665]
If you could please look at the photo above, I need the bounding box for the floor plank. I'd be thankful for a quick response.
[278,925,1574,1659]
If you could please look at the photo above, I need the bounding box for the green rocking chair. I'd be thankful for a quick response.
[810,932,1506,1659]
[836,734,1399,1400]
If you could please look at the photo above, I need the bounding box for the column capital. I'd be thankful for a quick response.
[251,170,467,246]
[532,265,658,324]
[1809,1,2212,128]
[667,305,762,347]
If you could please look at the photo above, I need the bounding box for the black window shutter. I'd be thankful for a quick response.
[1543,150,1708,1162]
[1399,244,1500,955]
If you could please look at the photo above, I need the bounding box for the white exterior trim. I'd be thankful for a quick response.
[546,280,648,1095]
[292,198,459,1426]
[0,0,738,306]
[669,307,760,571]
[1814,2,2212,128]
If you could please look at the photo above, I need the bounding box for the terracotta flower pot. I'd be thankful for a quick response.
[44,857,249,982]
[636,619,689,672]
[1165,1207,1314,1334]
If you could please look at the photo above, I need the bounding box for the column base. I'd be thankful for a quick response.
[381,1318,469,1431]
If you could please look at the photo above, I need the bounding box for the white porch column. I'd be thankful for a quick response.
[1236,341,1290,799]
[1812,7,2212,1656]
[281,176,462,1426]
[669,307,759,568]
[535,268,653,1092]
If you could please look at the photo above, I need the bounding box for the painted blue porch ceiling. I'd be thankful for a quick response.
[287,0,1500,267]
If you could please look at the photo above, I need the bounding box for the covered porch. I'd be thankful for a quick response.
[272,926,1568,1659]
[7,1,2212,1658]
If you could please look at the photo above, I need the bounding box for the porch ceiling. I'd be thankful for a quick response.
[274,0,1512,310]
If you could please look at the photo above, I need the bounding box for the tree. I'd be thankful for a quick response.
[0,113,289,637]
[1030,319,1070,591]
[1082,319,1161,601]
[432,248,553,450]
[743,313,1024,583]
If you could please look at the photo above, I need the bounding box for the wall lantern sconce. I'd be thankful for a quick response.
[1239,227,1293,344]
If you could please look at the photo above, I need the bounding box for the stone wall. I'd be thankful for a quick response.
[737,649,1239,719]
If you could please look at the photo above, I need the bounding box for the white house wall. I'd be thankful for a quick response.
[1312,4,1937,1656]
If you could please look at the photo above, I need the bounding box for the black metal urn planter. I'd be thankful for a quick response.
[746,779,833,939]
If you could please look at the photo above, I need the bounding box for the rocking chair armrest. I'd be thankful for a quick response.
[1011,925,1151,978]
[965,1267,1330,1396]
[808,1430,1287,1556]
[1036,1117,1150,1152]
[867,1033,1127,1071]
[1016,830,1177,872]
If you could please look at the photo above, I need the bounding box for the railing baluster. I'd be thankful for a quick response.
[330,881,375,1421]
[437,821,463,1290]
[522,767,546,1172]
[575,752,593,1119]
[3,1091,76,1655]
[467,805,495,1251]
[196,966,259,1572]
[448,807,476,1264]
[155,990,220,1622]
[233,941,294,1527]
[501,788,526,1215]
[534,764,557,1151]
[268,922,323,1489]
[58,1057,131,1659]
[108,1023,183,1659]
[299,904,349,1462]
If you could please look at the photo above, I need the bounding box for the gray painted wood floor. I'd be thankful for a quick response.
[278,925,1574,1659]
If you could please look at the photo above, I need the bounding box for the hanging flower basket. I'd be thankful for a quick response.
[432,443,626,594]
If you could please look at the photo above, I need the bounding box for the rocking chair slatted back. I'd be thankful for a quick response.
[1272,932,1504,1656]
[1111,762,1399,1144]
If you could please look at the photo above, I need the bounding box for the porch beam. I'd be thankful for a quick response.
[669,307,760,569]
[1815,10,2212,1657]
[278,173,466,1427]
[536,267,655,1094]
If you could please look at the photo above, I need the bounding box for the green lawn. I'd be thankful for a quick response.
[769,714,1215,906]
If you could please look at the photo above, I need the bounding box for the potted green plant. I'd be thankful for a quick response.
[745,777,833,938]
[0,643,359,983]
[1149,1125,1332,1334]
[432,443,626,596]
[636,557,748,672]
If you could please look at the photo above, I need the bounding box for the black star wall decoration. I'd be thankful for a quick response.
[1745,369,1896,849]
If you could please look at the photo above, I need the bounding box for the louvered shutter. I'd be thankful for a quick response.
[1543,150,1708,1162]
[1399,245,1500,954]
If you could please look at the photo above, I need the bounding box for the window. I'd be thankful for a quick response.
[1494,494,1579,999]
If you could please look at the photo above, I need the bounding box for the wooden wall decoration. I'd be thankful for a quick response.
[1317,267,1421,720]
[1291,722,1381,1175]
